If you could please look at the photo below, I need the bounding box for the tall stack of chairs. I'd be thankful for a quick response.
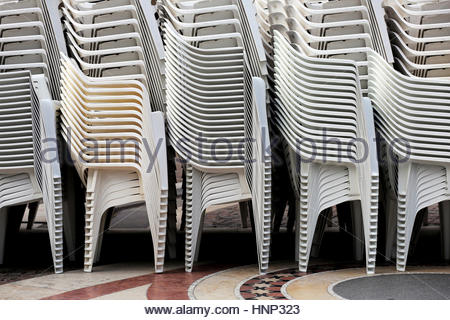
[0,0,66,273]
[59,0,169,273]
[159,0,271,273]
[379,0,450,270]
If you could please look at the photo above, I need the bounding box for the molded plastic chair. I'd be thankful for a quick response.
[367,49,450,270]
[59,55,169,273]
[272,31,379,274]
[160,0,271,273]
[0,0,66,273]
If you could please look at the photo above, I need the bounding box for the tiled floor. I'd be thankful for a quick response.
[0,261,448,300]
[0,196,447,300]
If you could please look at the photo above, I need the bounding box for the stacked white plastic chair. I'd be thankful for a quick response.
[159,0,271,273]
[59,0,169,272]
[378,0,450,270]
[367,49,450,271]
[384,0,450,78]
[59,55,168,273]
[0,0,66,273]
[61,0,166,112]
[0,0,65,99]
[266,0,393,94]
[272,31,379,274]
[258,0,390,273]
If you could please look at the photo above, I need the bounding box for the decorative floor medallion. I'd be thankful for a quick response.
[239,269,304,300]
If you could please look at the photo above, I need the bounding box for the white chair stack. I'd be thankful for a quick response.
[367,49,450,271]
[61,0,166,112]
[253,0,279,110]
[0,0,66,273]
[376,0,450,270]
[0,0,65,99]
[159,0,271,273]
[384,0,450,78]
[266,0,394,94]
[272,31,379,274]
[256,0,389,273]
[60,0,170,273]
[59,55,168,273]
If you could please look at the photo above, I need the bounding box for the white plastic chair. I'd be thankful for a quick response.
[61,0,166,112]
[59,55,169,273]
[160,0,272,274]
[266,0,394,93]
[0,0,67,273]
[383,0,450,78]
[272,31,379,274]
[367,49,450,270]
[0,69,64,273]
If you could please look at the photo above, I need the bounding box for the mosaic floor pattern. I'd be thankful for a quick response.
[0,262,448,300]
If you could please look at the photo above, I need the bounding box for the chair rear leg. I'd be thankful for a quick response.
[439,201,450,261]
[361,196,379,275]
[26,202,39,230]
[351,201,365,262]
[298,165,321,273]
[385,192,397,261]
[311,208,331,258]
[0,209,7,264]
[239,201,249,228]
[94,208,114,264]
[166,145,178,259]
[185,166,204,272]
[396,194,418,272]
[62,162,84,263]
[396,162,417,272]
[409,208,427,257]
[84,170,106,272]
[294,199,300,262]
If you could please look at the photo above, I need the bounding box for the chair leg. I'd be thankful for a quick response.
[298,164,321,273]
[286,197,296,233]
[385,192,397,261]
[351,201,365,262]
[146,195,168,274]
[239,201,249,228]
[396,196,418,271]
[0,209,7,264]
[396,163,418,272]
[294,199,300,262]
[423,209,429,226]
[26,202,39,230]
[45,177,64,274]
[361,194,378,275]
[409,208,427,257]
[180,166,187,231]
[84,207,104,272]
[248,201,255,233]
[84,170,106,273]
[311,208,331,258]
[249,199,270,273]
[439,201,450,261]
[166,145,177,259]
[185,166,204,272]
[62,161,84,263]
[94,210,110,264]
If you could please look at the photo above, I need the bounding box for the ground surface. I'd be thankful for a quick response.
[0,200,448,299]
